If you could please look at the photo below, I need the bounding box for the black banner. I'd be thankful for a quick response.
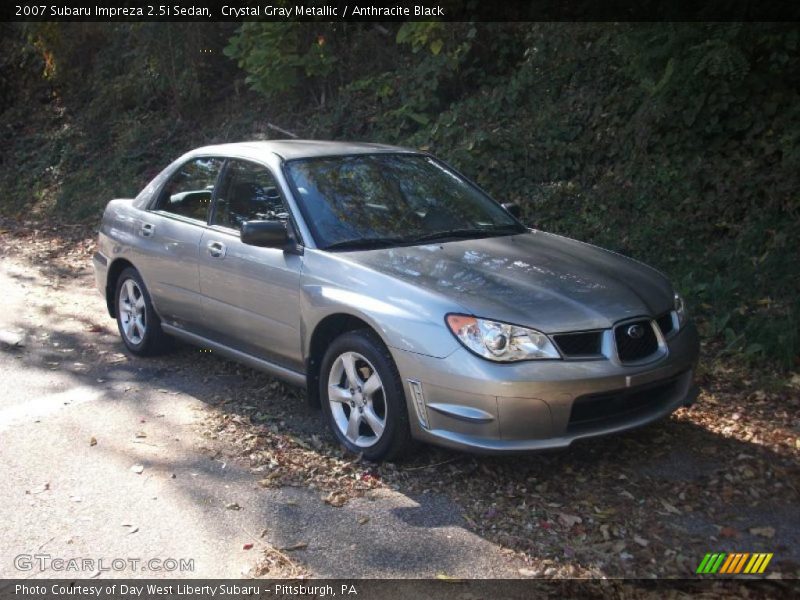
[0,579,797,600]
[3,0,800,22]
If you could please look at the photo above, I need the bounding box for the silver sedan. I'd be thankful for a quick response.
[93,141,700,461]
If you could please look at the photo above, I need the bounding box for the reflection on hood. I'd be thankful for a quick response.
[343,231,673,333]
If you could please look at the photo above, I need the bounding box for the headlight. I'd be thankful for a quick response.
[674,292,688,326]
[446,314,561,362]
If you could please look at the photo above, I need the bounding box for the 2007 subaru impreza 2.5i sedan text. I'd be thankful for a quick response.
[93,140,700,461]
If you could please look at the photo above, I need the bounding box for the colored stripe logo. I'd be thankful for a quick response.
[696,552,773,574]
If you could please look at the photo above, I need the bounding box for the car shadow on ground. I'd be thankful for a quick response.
[4,299,799,580]
[1,234,798,578]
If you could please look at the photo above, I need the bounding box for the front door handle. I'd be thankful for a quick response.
[206,241,226,258]
[140,223,155,237]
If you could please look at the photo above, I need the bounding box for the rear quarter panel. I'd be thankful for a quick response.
[98,198,138,267]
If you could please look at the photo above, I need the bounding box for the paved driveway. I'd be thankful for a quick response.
[0,254,521,579]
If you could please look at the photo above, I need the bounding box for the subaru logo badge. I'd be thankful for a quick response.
[627,324,645,339]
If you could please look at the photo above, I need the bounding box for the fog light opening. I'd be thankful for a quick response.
[408,379,429,429]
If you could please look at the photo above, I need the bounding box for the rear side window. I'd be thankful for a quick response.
[156,157,224,222]
[211,159,288,230]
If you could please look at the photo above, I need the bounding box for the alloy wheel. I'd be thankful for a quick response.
[327,351,387,448]
[118,278,146,345]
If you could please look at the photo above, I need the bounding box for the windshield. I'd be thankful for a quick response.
[284,153,525,250]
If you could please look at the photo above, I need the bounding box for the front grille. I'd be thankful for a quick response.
[567,375,682,432]
[614,319,659,362]
[656,312,674,337]
[553,331,603,357]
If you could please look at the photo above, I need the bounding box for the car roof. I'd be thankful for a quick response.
[188,140,418,161]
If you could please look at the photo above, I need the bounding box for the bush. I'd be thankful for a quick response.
[1,22,798,368]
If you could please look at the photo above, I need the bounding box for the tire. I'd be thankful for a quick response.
[320,329,414,462]
[114,267,171,356]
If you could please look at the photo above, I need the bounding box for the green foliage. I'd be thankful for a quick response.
[1,22,798,368]
[224,23,336,105]
[1,23,248,218]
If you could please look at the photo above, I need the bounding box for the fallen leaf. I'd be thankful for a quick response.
[660,500,681,515]
[749,526,775,538]
[719,526,739,539]
[324,491,348,507]
[290,436,311,450]
[29,482,50,494]
[258,472,281,486]
[788,373,800,389]
[558,513,582,527]
[281,542,308,551]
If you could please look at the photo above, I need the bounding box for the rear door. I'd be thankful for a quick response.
[134,156,223,328]
[198,158,303,370]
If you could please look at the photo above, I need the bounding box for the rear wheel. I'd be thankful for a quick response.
[114,267,171,356]
[320,330,414,461]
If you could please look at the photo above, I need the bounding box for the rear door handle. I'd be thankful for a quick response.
[140,223,155,237]
[206,241,226,258]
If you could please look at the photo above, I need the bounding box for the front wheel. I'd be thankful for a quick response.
[114,267,171,356]
[320,330,414,462]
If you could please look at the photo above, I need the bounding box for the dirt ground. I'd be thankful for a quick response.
[1,220,798,585]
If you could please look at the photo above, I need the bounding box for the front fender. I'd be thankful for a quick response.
[300,250,463,359]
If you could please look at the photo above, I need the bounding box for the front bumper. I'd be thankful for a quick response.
[392,322,700,453]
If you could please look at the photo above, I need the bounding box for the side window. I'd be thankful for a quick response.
[212,160,288,230]
[156,157,223,222]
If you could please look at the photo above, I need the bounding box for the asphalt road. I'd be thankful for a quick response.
[2,236,798,584]
[0,255,522,579]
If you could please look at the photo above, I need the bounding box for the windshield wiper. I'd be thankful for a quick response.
[410,226,520,244]
[323,237,406,251]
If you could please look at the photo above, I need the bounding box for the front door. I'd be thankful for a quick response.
[198,159,303,370]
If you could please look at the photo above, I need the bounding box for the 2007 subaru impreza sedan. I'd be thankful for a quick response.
[93,140,700,461]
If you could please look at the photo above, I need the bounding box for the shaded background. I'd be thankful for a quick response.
[1,22,797,369]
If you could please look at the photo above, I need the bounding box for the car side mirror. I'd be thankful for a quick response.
[241,220,292,249]
[501,202,522,219]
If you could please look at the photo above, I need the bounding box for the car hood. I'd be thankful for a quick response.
[341,231,674,333]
